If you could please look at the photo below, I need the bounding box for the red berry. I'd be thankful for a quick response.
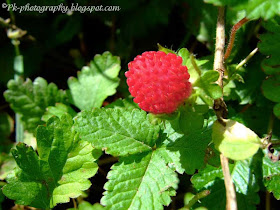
[125,51,192,114]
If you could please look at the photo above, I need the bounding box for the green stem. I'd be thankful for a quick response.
[180,190,210,210]
[236,47,258,70]
[6,3,25,142]
[6,0,15,24]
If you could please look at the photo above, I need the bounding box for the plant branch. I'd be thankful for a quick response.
[236,47,258,70]
[224,17,249,60]
[214,7,237,210]
[213,7,227,120]
[220,154,237,210]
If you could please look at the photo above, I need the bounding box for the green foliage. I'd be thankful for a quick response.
[258,17,280,75]
[198,71,223,100]
[69,201,105,210]
[262,75,280,103]
[2,115,100,209]
[205,0,280,20]
[105,97,139,110]
[2,1,280,209]
[74,108,160,156]
[178,48,209,84]
[262,152,280,199]
[191,157,260,209]
[68,52,121,110]
[4,77,68,133]
[101,150,178,210]
[166,128,212,174]
[212,119,261,160]
[42,103,76,122]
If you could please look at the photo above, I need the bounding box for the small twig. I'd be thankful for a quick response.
[180,190,210,210]
[220,154,237,210]
[236,47,258,70]
[224,17,249,60]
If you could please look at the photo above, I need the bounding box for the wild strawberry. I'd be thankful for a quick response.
[125,51,192,114]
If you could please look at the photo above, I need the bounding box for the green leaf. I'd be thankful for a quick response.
[157,43,176,54]
[166,129,212,174]
[178,48,209,84]
[212,119,261,160]
[4,77,67,132]
[262,75,280,103]
[68,201,105,210]
[262,153,280,199]
[0,155,17,180]
[205,0,280,20]
[105,97,139,110]
[2,114,99,209]
[191,158,260,209]
[273,103,280,118]
[258,17,280,75]
[0,113,13,153]
[74,108,160,156]
[42,103,76,122]
[101,150,178,210]
[179,104,208,134]
[68,51,121,110]
[199,71,223,100]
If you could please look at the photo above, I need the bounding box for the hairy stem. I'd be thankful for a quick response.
[224,17,249,60]
[214,7,237,210]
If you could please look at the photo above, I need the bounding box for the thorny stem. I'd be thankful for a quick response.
[214,7,237,210]
[224,17,249,60]
[236,47,258,70]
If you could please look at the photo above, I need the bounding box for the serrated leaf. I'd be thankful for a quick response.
[42,103,76,122]
[74,108,160,156]
[212,119,261,160]
[191,158,260,209]
[262,75,280,103]
[68,52,121,110]
[262,153,280,199]
[4,77,67,132]
[166,129,212,175]
[258,17,280,75]
[2,114,99,209]
[101,150,178,210]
